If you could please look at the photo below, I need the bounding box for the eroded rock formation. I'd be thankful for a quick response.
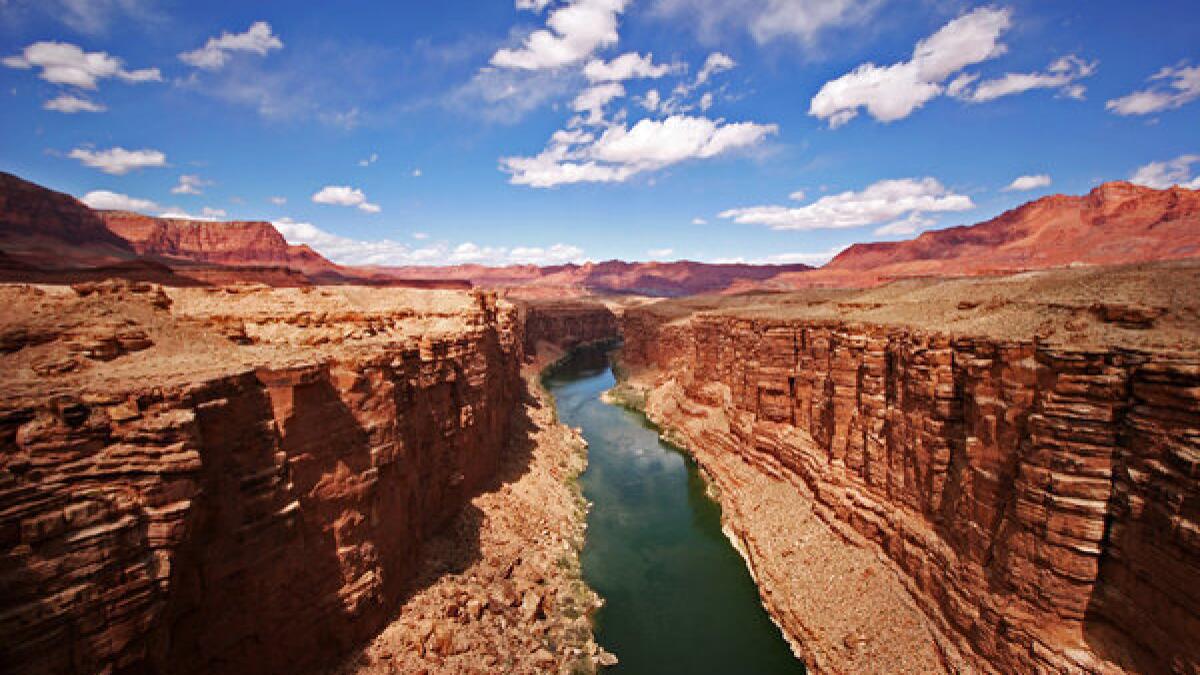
[519,299,620,354]
[615,266,1200,674]
[0,283,524,674]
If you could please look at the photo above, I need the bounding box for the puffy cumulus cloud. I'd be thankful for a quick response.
[179,21,283,70]
[719,177,973,231]
[311,185,381,213]
[43,93,106,113]
[809,7,1011,127]
[171,174,211,195]
[1130,155,1200,190]
[1003,174,1052,192]
[69,146,167,175]
[652,0,883,48]
[954,55,1096,103]
[80,190,158,212]
[502,114,777,187]
[584,52,673,82]
[273,218,587,267]
[1106,62,1200,116]
[573,81,625,123]
[3,41,161,89]
[491,0,629,70]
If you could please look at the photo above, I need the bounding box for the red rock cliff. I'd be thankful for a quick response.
[99,211,343,277]
[617,299,1199,673]
[519,300,620,354]
[0,285,522,675]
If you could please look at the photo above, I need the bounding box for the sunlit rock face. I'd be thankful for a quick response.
[0,283,522,675]
[618,302,1199,674]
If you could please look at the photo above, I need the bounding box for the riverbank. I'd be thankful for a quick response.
[605,374,954,674]
[552,347,804,674]
[333,349,607,673]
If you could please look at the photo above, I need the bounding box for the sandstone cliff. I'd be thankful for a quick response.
[0,282,523,674]
[616,262,1200,674]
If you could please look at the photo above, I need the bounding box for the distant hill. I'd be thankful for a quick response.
[741,181,1200,291]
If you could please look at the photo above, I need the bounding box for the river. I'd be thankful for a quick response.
[543,347,805,674]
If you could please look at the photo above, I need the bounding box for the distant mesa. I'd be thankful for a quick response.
[1,170,1198,294]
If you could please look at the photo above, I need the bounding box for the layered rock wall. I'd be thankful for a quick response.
[0,301,521,675]
[619,309,1199,674]
[520,301,619,354]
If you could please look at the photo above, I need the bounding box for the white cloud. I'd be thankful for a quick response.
[712,245,849,266]
[202,207,227,219]
[516,0,555,11]
[720,177,973,230]
[413,232,430,240]
[43,93,106,113]
[647,247,675,258]
[573,81,625,123]
[80,190,158,212]
[270,196,287,205]
[695,52,735,86]
[641,88,661,111]
[179,21,283,70]
[311,185,381,213]
[955,55,1096,103]
[691,217,707,225]
[171,174,211,195]
[652,0,883,48]
[502,114,777,187]
[3,41,160,89]
[809,7,1011,127]
[491,0,629,70]
[358,152,379,167]
[873,212,935,236]
[1003,174,1052,191]
[584,52,673,82]
[1106,62,1200,116]
[450,67,576,123]
[1130,155,1200,190]
[21,0,162,36]
[412,168,423,177]
[69,146,167,175]
[274,218,587,266]
[157,207,228,221]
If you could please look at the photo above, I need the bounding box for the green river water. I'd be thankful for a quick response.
[543,347,805,675]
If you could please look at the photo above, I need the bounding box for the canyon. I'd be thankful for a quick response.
[1,168,1199,675]
[612,262,1200,673]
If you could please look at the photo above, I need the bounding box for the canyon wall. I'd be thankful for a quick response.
[618,308,1199,674]
[519,300,620,354]
[0,288,522,675]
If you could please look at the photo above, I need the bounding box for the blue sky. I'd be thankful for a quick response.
[1,0,1197,267]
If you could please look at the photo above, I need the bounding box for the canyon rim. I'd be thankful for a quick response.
[3,2,1200,674]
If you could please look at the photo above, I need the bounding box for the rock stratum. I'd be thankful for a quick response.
[0,281,536,674]
[614,261,1200,674]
